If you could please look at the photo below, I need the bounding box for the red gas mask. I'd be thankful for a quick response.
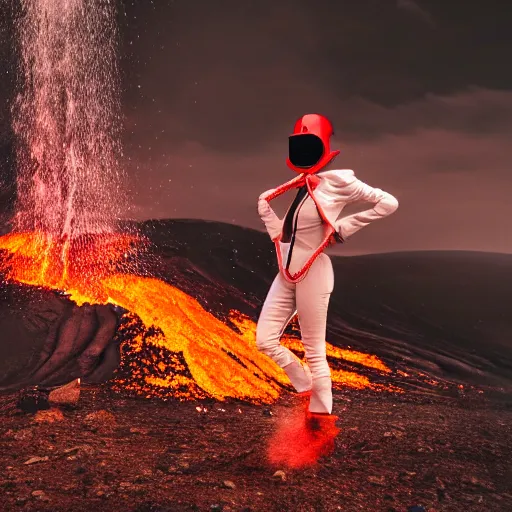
[286,113,340,174]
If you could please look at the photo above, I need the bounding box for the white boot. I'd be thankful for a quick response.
[308,376,333,414]
[283,358,313,393]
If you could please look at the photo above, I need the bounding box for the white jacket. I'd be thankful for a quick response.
[258,168,398,244]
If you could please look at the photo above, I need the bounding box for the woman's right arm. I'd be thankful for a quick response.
[257,174,306,241]
[258,189,284,241]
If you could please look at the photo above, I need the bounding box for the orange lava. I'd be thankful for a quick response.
[0,231,399,402]
[0,231,135,304]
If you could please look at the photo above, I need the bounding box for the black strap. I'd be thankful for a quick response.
[281,186,308,242]
[281,186,308,270]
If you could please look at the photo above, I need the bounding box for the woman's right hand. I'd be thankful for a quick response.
[257,173,307,241]
[257,193,283,241]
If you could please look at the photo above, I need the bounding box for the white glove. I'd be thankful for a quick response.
[258,191,283,241]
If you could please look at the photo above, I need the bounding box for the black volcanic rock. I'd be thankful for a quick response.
[134,218,277,301]
[327,251,512,390]
[0,280,122,391]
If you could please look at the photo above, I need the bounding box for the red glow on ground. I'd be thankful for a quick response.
[266,397,341,468]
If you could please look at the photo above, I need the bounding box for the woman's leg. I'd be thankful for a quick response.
[295,253,334,413]
[256,272,312,392]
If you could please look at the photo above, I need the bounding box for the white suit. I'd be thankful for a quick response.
[256,168,398,413]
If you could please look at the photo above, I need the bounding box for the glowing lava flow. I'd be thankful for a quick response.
[0,232,398,402]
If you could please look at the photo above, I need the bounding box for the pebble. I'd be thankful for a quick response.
[272,470,286,482]
[84,410,116,425]
[222,480,236,489]
[463,476,494,490]
[24,456,49,465]
[31,490,49,501]
[62,445,94,457]
[13,429,34,441]
[367,475,386,486]
[383,430,404,439]
[34,408,65,423]
[129,427,150,435]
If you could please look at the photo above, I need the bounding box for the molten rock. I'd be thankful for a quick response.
[266,401,340,469]
[48,379,80,407]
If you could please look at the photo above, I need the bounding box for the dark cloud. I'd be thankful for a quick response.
[335,88,512,141]
[119,0,512,154]
[122,86,512,254]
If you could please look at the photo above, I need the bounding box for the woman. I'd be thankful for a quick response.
[256,113,398,459]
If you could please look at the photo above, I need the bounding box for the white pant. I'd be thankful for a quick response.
[256,249,334,413]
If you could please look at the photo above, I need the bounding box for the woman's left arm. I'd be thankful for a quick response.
[335,178,399,241]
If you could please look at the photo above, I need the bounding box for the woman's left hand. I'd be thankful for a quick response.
[329,232,344,245]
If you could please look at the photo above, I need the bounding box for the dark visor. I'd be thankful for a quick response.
[288,134,324,168]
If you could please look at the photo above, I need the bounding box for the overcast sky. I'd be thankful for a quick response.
[1,0,511,254]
